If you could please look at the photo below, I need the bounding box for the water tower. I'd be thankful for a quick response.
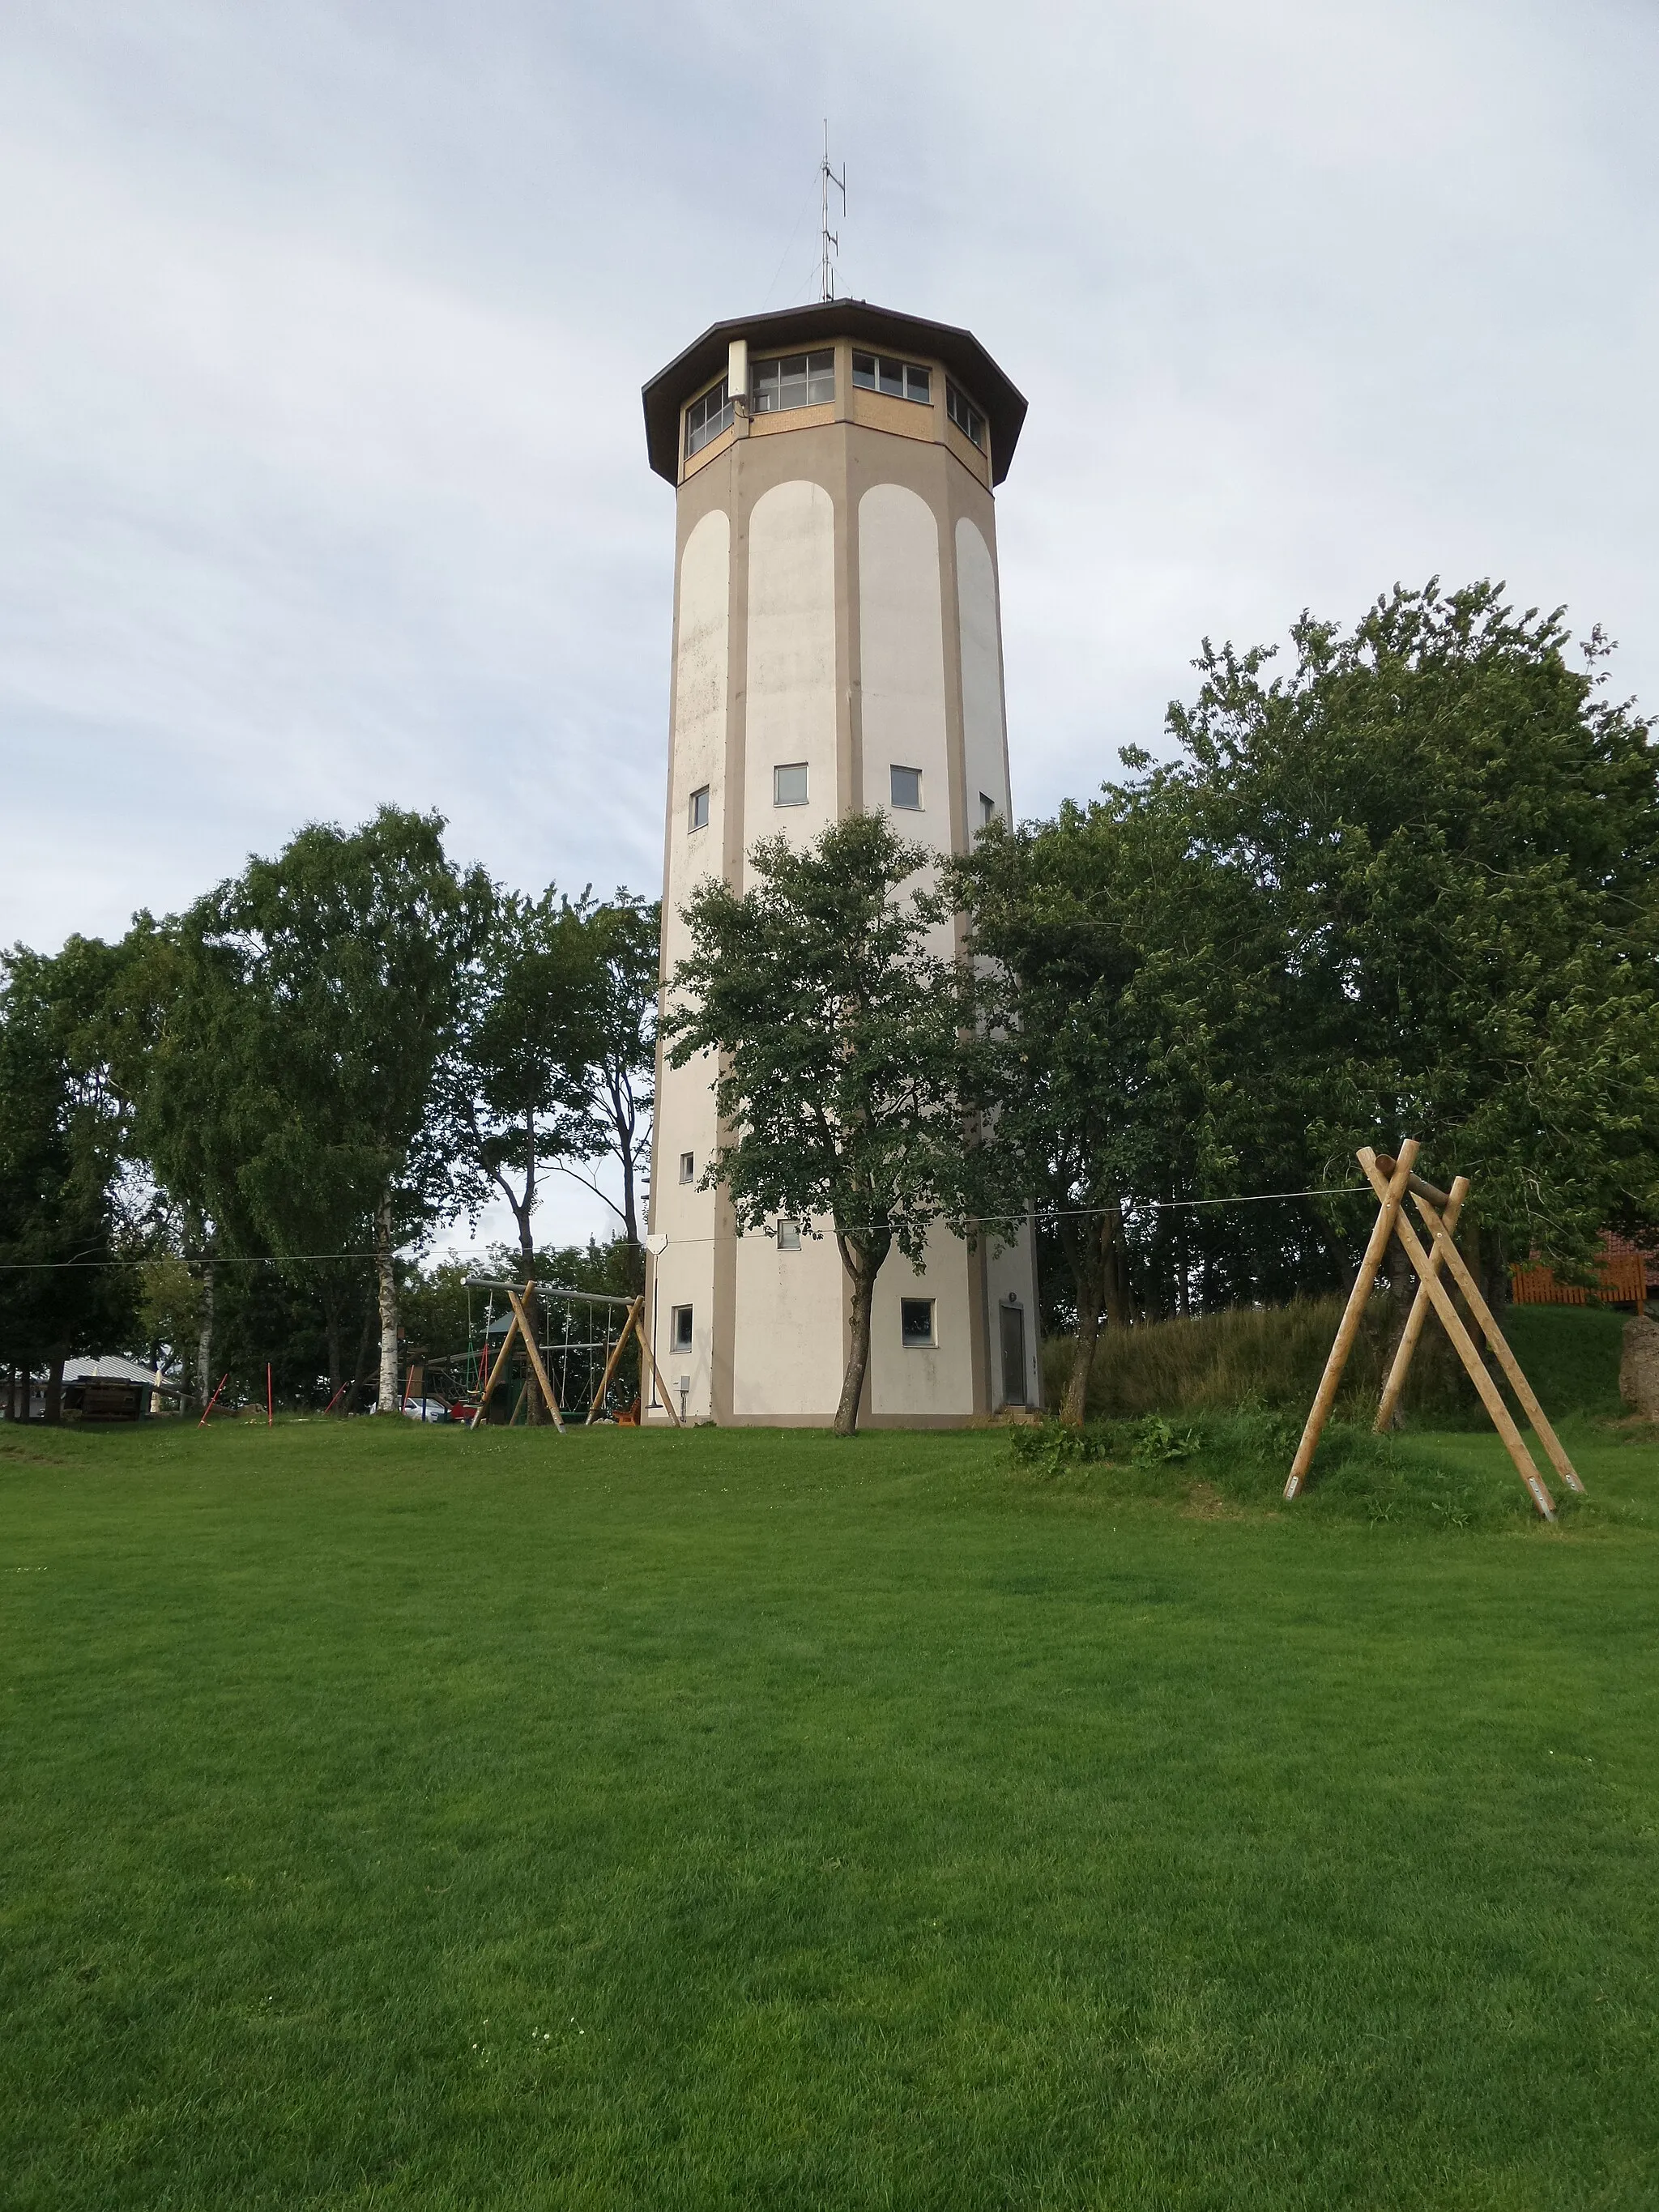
[639,302,1040,1426]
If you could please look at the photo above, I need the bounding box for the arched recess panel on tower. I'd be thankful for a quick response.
[652,506,729,1424]
[743,479,838,880]
[956,518,1011,828]
[859,481,951,867]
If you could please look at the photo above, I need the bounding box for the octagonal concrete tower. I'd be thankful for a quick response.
[640,302,1041,1426]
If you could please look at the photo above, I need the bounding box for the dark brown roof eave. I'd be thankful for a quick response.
[641,300,1027,488]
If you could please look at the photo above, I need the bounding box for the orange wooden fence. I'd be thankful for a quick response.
[1511,1238,1648,1314]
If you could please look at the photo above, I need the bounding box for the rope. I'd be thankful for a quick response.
[0,1185,1373,1272]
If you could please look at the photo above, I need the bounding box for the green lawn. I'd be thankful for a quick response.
[2,1416,1657,2210]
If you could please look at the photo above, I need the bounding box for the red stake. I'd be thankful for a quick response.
[267,1363,274,1427]
[322,1381,349,1417]
[198,1373,230,1427]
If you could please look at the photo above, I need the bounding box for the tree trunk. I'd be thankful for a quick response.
[375,1192,400,1413]
[612,1084,646,1293]
[195,1256,216,1412]
[1059,1204,1119,1428]
[45,1353,65,1426]
[345,1301,376,1413]
[12,1366,28,1424]
[1481,1225,1509,1319]
[834,1230,889,1437]
[514,1177,548,1426]
[324,1297,344,1409]
[1376,1236,1416,1426]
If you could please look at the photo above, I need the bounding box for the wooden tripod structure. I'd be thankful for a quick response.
[584,1295,681,1427]
[1285,1142,1586,1520]
[468,1283,565,1433]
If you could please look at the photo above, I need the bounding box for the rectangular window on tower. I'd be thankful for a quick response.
[853,353,931,403]
[980,792,996,827]
[889,765,923,811]
[774,763,808,807]
[776,1220,801,1251]
[751,351,835,412]
[684,377,732,458]
[671,1305,693,1353]
[689,785,710,831]
[900,1298,936,1348]
[947,381,986,451]
[679,1151,695,1183]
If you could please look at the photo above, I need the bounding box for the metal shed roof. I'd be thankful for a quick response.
[642,300,1027,488]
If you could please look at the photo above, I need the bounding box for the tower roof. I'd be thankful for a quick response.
[642,301,1028,487]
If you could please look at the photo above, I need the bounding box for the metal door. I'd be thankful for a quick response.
[999,1302,1027,1406]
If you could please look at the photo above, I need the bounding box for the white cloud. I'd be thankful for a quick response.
[3,0,1656,1239]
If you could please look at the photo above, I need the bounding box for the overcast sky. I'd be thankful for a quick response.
[4,0,1657,1246]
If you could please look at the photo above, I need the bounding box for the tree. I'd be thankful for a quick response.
[1166,581,1659,1294]
[664,815,970,1435]
[950,788,1292,1424]
[175,808,488,1413]
[445,882,601,1420]
[104,910,272,1405]
[449,884,598,1277]
[0,940,137,1417]
[558,893,660,1285]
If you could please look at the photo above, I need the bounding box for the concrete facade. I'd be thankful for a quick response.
[642,308,1041,1427]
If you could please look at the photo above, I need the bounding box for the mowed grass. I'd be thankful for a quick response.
[2,1417,1658,2210]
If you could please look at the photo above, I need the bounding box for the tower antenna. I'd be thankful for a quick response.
[819,121,846,301]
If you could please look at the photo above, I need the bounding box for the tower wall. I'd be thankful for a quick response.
[642,323,1040,1426]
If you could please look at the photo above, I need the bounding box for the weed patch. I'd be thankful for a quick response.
[1010,1409,1555,1530]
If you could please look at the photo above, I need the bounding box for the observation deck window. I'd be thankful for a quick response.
[853,352,931,403]
[947,381,985,451]
[685,377,732,458]
[752,350,835,412]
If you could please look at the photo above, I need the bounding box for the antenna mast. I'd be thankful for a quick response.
[819,121,846,301]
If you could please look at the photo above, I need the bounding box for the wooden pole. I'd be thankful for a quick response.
[503,1285,565,1434]
[1408,1189,1586,1496]
[198,1372,230,1427]
[267,1363,274,1428]
[633,1301,683,1427]
[1285,1142,1419,1498]
[586,1297,643,1423]
[1355,1155,1557,1519]
[1375,1174,1469,1432]
[468,1311,522,1431]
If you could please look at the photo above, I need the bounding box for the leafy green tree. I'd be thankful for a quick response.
[0,940,138,1417]
[951,789,1293,1424]
[1167,581,1659,1292]
[665,815,970,1436]
[167,808,488,1413]
[449,884,598,1276]
[104,910,272,1404]
[561,894,660,1283]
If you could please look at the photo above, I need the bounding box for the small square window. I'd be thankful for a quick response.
[689,785,710,831]
[774,762,808,806]
[890,765,922,811]
[671,1304,693,1353]
[679,1151,695,1183]
[777,1220,800,1251]
[979,791,996,826]
[900,1298,936,1348]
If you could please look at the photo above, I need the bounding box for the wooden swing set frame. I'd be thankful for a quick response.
[467,1281,681,1432]
[1286,1140,1586,1520]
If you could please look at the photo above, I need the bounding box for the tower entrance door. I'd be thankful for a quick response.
[999,1302,1027,1407]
